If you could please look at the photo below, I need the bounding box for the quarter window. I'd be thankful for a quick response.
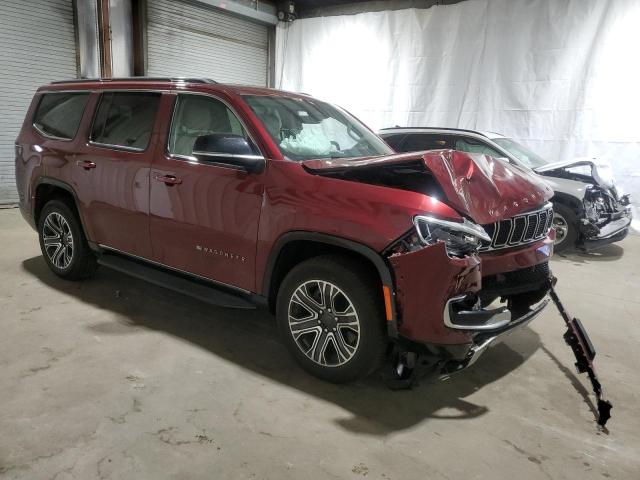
[33,92,89,140]
[168,94,251,157]
[91,92,161,150]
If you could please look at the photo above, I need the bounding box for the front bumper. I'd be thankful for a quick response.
[440,296,550,374]
[579,208,632,250]
[388,235,553,346]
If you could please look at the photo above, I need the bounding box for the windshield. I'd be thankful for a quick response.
[243,95,393,161]
[492,138,550,169]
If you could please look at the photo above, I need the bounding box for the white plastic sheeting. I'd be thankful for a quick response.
[275,0,640,214]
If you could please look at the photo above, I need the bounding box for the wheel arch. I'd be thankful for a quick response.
[550,192,583,215]
[262,232,398,338]
[33,177,93,246]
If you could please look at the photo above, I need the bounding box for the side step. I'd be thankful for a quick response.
[97,253,256,309]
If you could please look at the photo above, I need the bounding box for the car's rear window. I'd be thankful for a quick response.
[90,92,161,150]
[33,92,90,140]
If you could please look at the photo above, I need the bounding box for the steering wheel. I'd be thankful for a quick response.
[330,141,341,151]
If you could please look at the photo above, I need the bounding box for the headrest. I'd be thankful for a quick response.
[180,99,212,133]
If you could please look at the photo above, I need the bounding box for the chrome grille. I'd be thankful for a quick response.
[480,204,553,252]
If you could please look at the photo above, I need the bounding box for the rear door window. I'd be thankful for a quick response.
[90,92,161,150]
[401,134,454,152]
[380,133,406,151]
[33,92,90,140]
[454,137,504,158]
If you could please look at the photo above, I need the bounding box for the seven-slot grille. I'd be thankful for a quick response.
[480,204,553,251]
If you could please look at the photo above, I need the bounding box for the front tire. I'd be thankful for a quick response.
[38,200,98,280]
[276,255,387,383]
[552,203,578,253]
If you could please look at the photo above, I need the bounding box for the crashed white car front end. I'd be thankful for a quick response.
[534,158,632,249]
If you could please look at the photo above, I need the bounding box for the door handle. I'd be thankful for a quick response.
[76,160,96,170]
[154,174,182,185]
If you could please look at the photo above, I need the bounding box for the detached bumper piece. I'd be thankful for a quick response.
[548,279,612,428]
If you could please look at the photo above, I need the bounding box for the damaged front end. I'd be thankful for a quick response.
[579,184,632,249]
[385,227,554,383]
[303,150,556,380]
[535,158,632,249]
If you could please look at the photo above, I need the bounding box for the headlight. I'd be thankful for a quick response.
[413,215,491,257]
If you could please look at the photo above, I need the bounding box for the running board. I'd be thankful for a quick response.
[97,253,256,309]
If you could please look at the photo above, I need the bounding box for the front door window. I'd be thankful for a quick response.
[168,95,252,158]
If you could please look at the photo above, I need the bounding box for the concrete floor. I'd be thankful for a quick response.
[1,207,639,480]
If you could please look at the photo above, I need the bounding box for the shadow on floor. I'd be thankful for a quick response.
[555,243,624,264]
[23,256,542,435]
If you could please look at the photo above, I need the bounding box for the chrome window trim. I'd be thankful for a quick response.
[165,91,264,165]
[87,140,146,153]
[98,244,251,295]
[88,91,163,153]
[192,151,265,161]
[32,124,74,142]
[159,153,242,171]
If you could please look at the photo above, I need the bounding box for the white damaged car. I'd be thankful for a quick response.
[380,127,632,252]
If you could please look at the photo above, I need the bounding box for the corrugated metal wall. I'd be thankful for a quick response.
[0,0,78,205]
[146,0,269,86]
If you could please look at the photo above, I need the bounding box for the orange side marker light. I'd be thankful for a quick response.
[382,285,393,321]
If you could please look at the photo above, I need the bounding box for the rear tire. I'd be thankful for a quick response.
[38,200,98,280]
[552,203,578,253]
[276,255,387,383]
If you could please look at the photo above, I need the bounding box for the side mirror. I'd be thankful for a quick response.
[193,133,265,173]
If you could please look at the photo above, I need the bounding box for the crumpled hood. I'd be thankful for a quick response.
[534,157,615,189]
[301,149,553,224]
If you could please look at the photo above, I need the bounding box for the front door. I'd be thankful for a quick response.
[149,93,265,292]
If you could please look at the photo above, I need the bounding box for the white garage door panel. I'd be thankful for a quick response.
[147,0,268,86]
[0,0,77,205]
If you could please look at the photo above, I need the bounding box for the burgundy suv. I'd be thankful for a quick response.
[15,78,555,383]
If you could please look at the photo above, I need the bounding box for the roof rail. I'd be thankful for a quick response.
[50,77,217,84]
[379,126,489,137]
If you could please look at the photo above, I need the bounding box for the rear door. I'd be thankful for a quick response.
[148,92,264,292]
[73,91,162,258]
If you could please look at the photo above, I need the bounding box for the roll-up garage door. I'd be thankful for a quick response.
[147,0,269,86]
[0,0,78,205]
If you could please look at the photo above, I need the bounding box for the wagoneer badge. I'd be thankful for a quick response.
[196,245,246,262]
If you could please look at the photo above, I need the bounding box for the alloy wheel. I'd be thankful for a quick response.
[288,280,361,367]
[552,211,569,245]
[42,212,74,270]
